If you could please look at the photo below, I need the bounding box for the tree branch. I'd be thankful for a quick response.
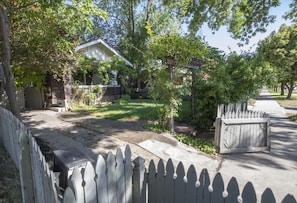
[9,1,39,13]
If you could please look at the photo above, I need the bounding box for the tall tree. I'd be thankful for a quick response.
[257,24,297,99]
[148,33,207,132]
[0,3,20,118]
[0,0,106,118]
[91,0,183,89]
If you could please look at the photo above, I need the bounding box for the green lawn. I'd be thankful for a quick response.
[73,97,165,121]
[73,96,217,155]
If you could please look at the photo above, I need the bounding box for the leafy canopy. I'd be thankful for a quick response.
[5,0,107,87]
[257,23,297,98]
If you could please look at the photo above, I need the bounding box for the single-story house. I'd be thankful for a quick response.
[23,39,133,110]
[74,38,133,85]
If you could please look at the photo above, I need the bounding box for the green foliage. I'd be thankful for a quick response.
[7,0,107,87]
[192,51,264,131]
[86,92,96,106]
[79,56,98,74]
[257,23,297,98]
[164,0,280,43]
[143,122,169,133]
[284,1,297,21]
[148,33,207,64]
[176,134,216,155]
[289,114,297,123]
[148,33,208,130]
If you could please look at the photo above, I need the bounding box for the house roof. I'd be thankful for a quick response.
[75,38,133,67]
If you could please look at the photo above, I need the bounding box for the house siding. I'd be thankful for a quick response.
[84,44,114,62]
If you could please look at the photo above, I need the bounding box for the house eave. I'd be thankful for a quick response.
[75,39,133,67]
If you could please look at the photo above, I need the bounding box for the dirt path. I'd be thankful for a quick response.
[22,110,169,166]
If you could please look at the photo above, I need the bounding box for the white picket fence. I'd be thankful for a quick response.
[1,106,296,203]
[214,103,270,154]
[63,146,133,203]
[63,145,297,203]
[0,107,58,203]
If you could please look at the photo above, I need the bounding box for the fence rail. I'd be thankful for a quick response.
[63,146,296,203]
[0,107,58,203]
[214,103,270,154]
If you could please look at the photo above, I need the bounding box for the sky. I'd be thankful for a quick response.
[199,0,293,54]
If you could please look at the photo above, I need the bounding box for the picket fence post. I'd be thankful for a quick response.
[132,156,146,203]
[18,129,35,203]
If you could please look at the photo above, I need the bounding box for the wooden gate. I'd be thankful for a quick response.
[214,103,271,154]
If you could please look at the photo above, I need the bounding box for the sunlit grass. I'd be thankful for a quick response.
[73,97,165,121]
[72,96,217,155]
[268,89,297,108]
[288,114,297,123]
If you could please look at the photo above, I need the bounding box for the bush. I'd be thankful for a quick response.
[176,134,216,155]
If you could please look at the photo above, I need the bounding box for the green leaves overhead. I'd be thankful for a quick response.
[6,0,107,87]
[148,33,207,65]
[163,0,280,43]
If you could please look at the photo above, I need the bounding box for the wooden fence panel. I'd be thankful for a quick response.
[225,177,240,203]
[198,168,211,203]
[106,152,117,203]
[0,107,58,203]
[175,162,186,203]
[242,182,257,203]
[210,173,224,203]
[215,103,271,154]
[132,157,146,203]
[148,160,156,203]
[68,167,85,203]
[116,148,125,203]
[63,146,134,203]
[95,155,108,203]
[184,165,197,203]
[164,159,174,203]
[124,146,133,203]
[155,160,165,203]
[281,195,297,203]
[63,187,76,203]
[83,162,97,203]
[262,188,276,203]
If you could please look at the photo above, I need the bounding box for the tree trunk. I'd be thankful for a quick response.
[191,69,196,120]
[286,79,295,99]
[0,7,21,119]
[280,82,285,96]
[168,64,174,133]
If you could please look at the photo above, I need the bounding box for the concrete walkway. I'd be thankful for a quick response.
[138,88,297,202]
[218,88,297,202]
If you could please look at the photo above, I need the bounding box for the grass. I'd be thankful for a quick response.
[176,134,216,155]
[73,96,165,121]
[73,96,216,155]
